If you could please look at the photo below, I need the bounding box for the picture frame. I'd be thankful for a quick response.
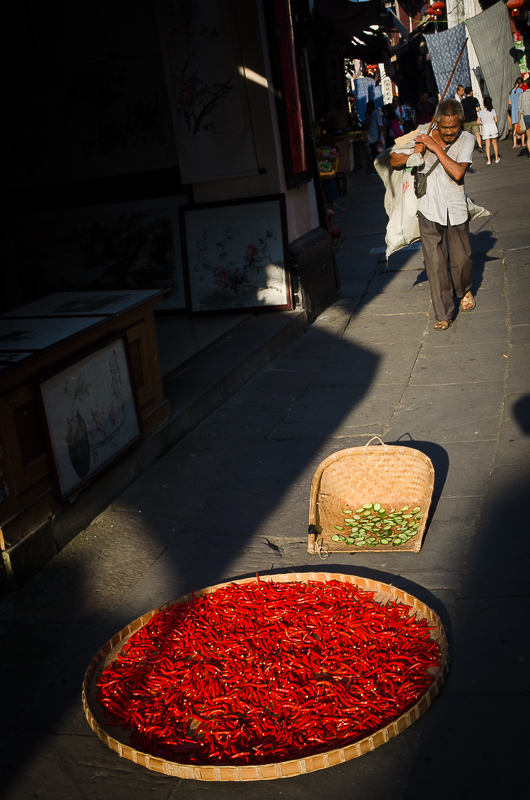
[38,336,142,500]
[154,0,259,184]
[3,290,165,319]
[0,316,107,351]
[6,197,188,312]
[179,194,293,316]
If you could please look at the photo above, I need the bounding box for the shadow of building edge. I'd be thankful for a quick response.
[0,243,480,794]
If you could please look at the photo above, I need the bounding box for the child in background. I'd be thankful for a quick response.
[478,97,499,164]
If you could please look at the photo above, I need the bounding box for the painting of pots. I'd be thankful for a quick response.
[39,337,141,498]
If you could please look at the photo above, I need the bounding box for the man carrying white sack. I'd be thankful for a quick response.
[390,98,476,331]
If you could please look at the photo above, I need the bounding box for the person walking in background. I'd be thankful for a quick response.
[461,86,483,152]
[509,77,525,148]
[393,95,414,133]
[454,84,465,103]
[384,103,403,149]
[518,83,530,159]
[417,92,435,125]
[365,100,385,174]
[478,97,499,164]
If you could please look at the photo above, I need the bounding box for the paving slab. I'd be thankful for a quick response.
[392,694,529,798]
[470,260,505,293]
[510,306,530,325]
[478,463,530,523]
[354,291,430,316]
[495,394,530,464]
[495,230,530,251]
[386,251,425,269]
[410,340,508,385]
[505,344,530,394]
[510,323,530,343]
[343,312,429,343]
[366,271,429,294]
[386,381,504,443]
[422,308,508,344]
[460,520,530,596]
[317,339,420,386]
[466,285,506,311]
[446,596,530,694]
[505,247,530,268]
[468,228,500,253]
[507,393,530,432]
[302,301,360,339]
[271,383,404,439]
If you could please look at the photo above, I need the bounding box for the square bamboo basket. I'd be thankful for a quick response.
[308,437,435,555]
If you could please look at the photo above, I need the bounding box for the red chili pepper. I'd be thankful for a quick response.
[97,579,442,766]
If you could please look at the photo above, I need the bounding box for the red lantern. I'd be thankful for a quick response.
[426,5,442,17]
[507,0,524,16]
[432,1,445,10]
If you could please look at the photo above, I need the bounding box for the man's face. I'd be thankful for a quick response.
[457,87,465,97]
[437,114,462,144]
[421,93,430,104]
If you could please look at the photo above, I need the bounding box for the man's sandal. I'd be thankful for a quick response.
[434,320,452,331]
[460,292,476,312]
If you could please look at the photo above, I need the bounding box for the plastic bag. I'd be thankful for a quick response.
[375,136,491,258]
[374,149,421,257]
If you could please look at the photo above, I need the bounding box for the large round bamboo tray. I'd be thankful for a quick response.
[82,571,448,782]
[308,438,435,556]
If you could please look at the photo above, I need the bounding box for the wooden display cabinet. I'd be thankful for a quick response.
[0,290,169,547]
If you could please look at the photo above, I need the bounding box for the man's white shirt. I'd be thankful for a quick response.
[402,130,475,226]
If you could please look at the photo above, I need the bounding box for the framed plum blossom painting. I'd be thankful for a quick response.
[180,195,292,315]
[38,337,142,500]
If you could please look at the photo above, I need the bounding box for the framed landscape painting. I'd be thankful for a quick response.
[180,195,292,315]
[38,337,142,499]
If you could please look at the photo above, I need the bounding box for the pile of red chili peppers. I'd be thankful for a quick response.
[97,578,441,766]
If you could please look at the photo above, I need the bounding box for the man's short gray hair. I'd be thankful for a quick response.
[435,98,464,122]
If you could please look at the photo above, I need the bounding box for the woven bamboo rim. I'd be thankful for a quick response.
[308,438,435,556]
[82,572,448,782]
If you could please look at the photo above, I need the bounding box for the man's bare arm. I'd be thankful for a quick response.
[390,142,426,169]
[389,152,410,168]
[415,134,469,181]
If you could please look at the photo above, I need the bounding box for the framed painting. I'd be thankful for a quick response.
[0,317,106,351]
[7,197,188,311]
[154,0,259,184]
[3,290,165,319]
[180,195,292,315]
[38,337,142,500]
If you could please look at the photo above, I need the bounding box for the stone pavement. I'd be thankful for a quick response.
[1,139,528,800]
